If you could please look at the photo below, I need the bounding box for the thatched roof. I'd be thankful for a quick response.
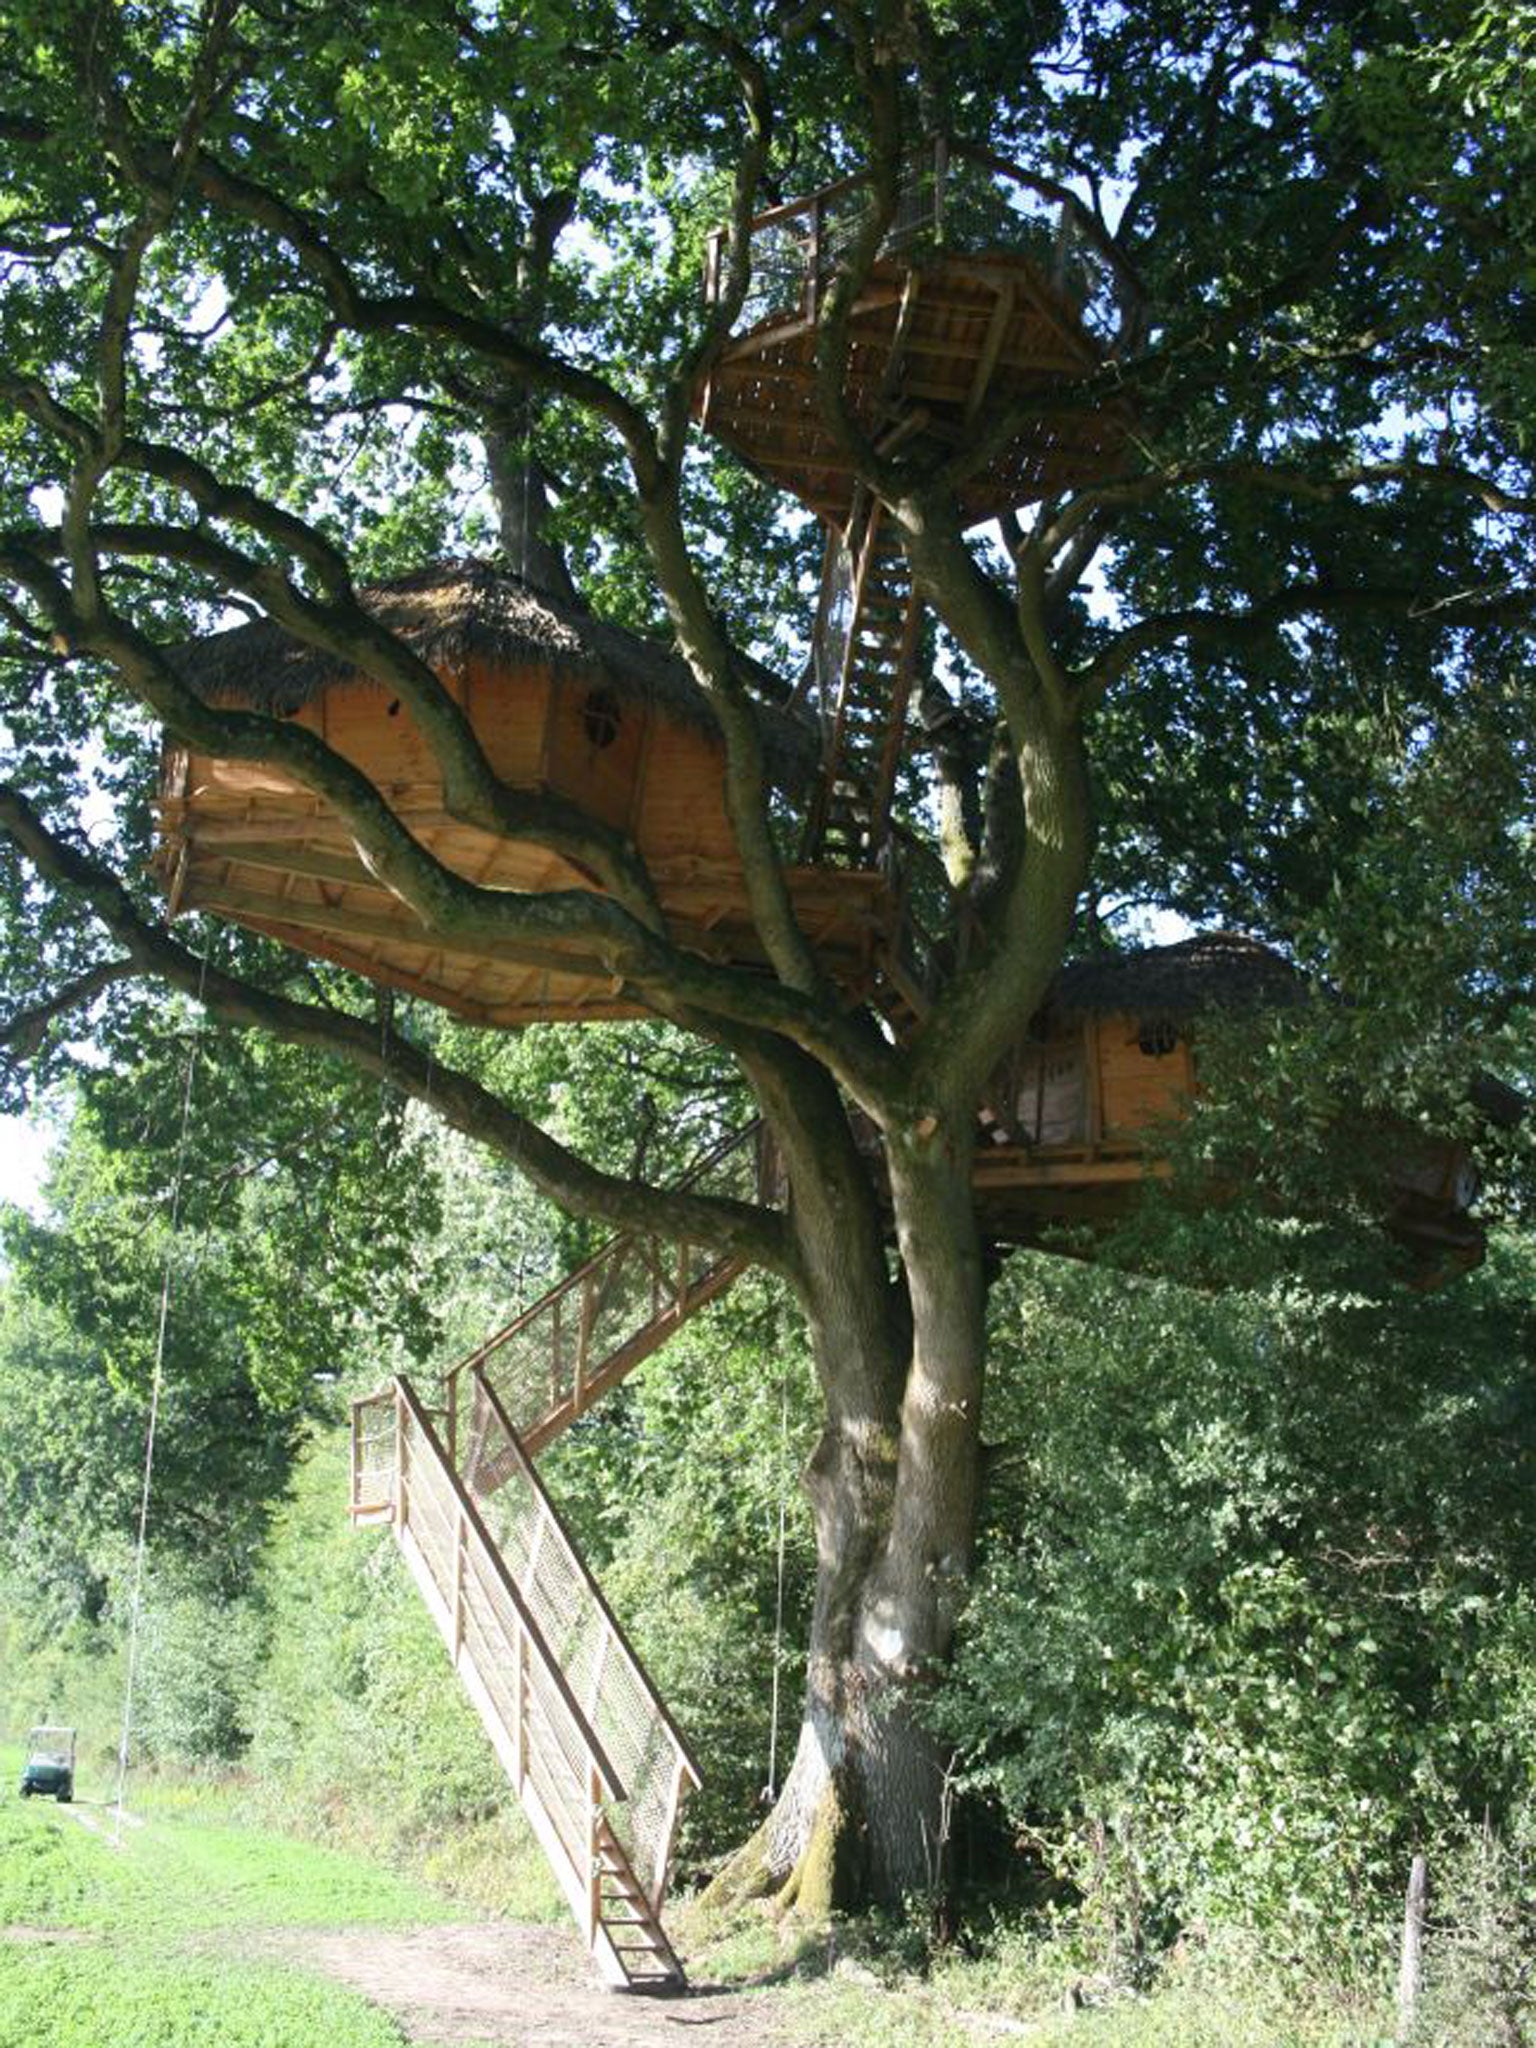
[1048,932,1306,1022]
[172,558,819,788]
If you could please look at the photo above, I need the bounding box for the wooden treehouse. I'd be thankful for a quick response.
[970,934,1497,1277]
[696,139,1144,871]
[155,150,1500,1992]
[154,558,904,1025]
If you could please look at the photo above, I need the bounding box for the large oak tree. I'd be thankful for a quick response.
[0,0,1530,1906]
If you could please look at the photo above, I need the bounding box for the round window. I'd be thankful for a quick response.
[1136,1018,1179,1058]
[582,688,622,750]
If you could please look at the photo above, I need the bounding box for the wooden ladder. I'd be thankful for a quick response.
[802,501,924,871]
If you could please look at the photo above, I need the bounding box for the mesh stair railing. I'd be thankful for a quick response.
[349,1377,698,1989]
[440,1119,763,1475]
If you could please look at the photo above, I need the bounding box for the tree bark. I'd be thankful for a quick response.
[709,1087,987,1913]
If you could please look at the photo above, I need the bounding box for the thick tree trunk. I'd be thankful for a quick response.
[710,1113,986,1914]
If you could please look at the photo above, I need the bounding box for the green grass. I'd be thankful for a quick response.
[0,1783,468,2048]
[681,1901,1398,2048]
[0,1801,464,1937]
[784,1975,1397,2048]
[0,1944,410,2048]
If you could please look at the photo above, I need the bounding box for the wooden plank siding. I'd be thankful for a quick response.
[156,657,899,1025]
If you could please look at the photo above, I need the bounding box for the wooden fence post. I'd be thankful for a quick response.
[451,1501,466,1665]
[395,1389,410,1530]
[1398,1852,1428,2038]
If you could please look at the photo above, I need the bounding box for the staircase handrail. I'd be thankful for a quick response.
[393,1373,628,1806]
[472,1366,703,1793]
[440,1118,762,1408]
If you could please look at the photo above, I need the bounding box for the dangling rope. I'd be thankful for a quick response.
[112,942,211,1843]
[763,1368,792,1803]
[519,388,533,586]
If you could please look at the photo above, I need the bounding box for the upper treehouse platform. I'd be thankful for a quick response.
[693,141,1145,529]
[153,561,900,1025]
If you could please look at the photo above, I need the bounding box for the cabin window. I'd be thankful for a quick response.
[1136,1018,1179,1058]
[582,687,622,750]
[1014,1042,1087,1147]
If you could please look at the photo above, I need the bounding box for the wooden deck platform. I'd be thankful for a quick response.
[696,143,1143,527]
[158,741,896,1025]
[698,248,1132,525]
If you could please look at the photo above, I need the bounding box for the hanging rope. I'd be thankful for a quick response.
[112,941,211,1843]
[763,1367,792,1803]
[519,388,533,585]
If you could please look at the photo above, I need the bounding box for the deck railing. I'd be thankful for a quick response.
[367,1383,626,1899]
[704,138,1146,351]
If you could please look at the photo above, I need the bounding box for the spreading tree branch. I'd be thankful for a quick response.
[0,786,798,1273]
[0,957,137,1064]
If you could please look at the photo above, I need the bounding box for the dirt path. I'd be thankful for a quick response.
[251,1922,792,2048]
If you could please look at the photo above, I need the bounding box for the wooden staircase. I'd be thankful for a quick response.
[347,1123,766,1988]
[350,1372,697,1990]
[440,1120,762,1464]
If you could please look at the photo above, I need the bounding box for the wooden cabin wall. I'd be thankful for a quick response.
[282,656,739,859]
[461,656,552,787]
[633,722,740,863]
[297,671,463,793]
[544,672,649,832]
[1005,1016,1197,1151]
[1097,1019,1195,1140]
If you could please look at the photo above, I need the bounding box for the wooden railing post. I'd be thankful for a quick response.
[445,1370,458,1470]
[514,1627,527,1789]
[806,193,823,321]
[395,1388,410,1531]
[933,134,949,243]
[575,1275,593,1414]
[587,1761,604,1946]
[451,1499,466,1665]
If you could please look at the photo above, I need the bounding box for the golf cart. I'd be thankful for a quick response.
[18,1727,74,1802]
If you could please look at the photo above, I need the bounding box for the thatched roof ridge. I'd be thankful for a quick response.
[1048,932,1306,1021]
[172,558,818,787]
